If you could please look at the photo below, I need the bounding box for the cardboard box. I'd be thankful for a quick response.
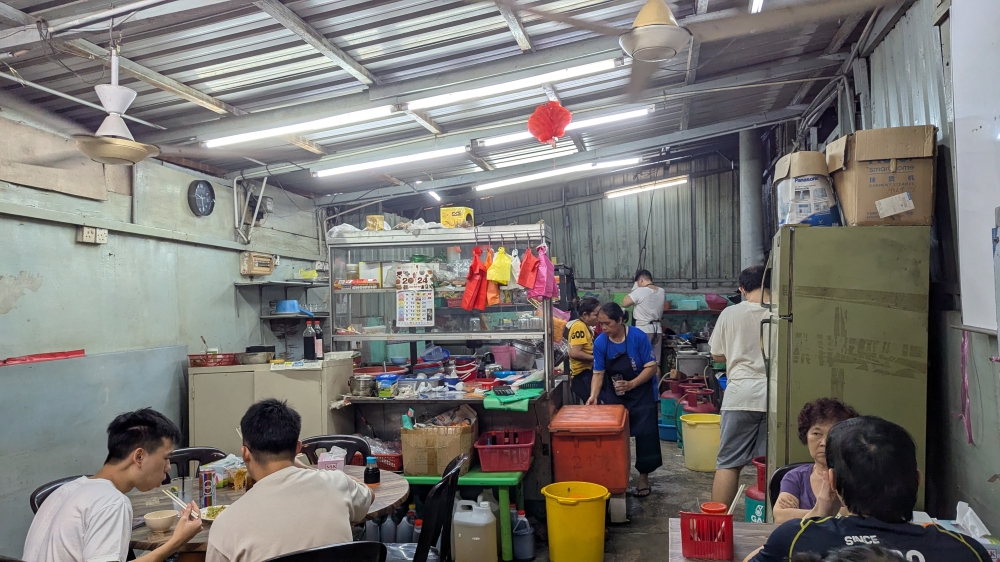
[401,421,477,476]
[366,215,385,230]
[774,151,839,226]
[826,125,936,226]
[440,206,474,228]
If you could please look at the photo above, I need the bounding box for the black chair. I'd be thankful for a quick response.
[768,462,812,507]
[30,475,87,513]
[301,435,372,465]
[162,446,227,485]
[386,453,469,562]
[265,541,387,562]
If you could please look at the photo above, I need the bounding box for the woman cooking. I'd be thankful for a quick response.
[773,397,859,523]
[586,302,662,497]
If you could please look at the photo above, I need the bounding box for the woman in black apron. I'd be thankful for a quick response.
[585,302,663,497]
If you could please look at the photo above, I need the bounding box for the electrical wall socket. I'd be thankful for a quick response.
[314,261,330,272]
[76,226,96,243]
[95,228,108,244]
[273,255,280,266]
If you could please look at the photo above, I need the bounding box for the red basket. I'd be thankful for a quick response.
[188,353,237,367]
[474,430,534,472]
[350,452,404,472]
[752,456,766,494]
[679,512,734,560]
[446,298,463,308]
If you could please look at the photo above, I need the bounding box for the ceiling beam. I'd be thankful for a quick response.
[372,173,405,186]
[252,0,379,87]
[233,54,843,178]
[0,2,32,26]
[860,0,918,56]
[402,108,444,134]
[681,0,709,131]
[570,133,587,153]
[313,105,805,205]
[789,12,865,105]
[467,148,495,171]
[541,84,560,103]
[495,1,534,52]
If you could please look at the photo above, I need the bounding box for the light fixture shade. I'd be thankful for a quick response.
[73,134,159,165]
[619,25,692,62]
[95,114,134,140]
[94,84,136,115]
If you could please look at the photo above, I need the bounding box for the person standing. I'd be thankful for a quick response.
[709,265,770,508]
[622,270,666,370]
[586,302,662,497]
[567,297,601,403]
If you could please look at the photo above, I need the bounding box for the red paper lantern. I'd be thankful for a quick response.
[527,101,573,147]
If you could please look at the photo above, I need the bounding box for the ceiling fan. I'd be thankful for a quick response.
[494,0,895,97]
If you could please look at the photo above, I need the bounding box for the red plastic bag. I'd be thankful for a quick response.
[517,247,539,289]
[462,247,489,311]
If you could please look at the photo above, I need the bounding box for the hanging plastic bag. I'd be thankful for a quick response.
[517,247,539,289]
[462,247,488,311]
[529,245,557,299]
[503,249,521,291]
[486,247,512,285]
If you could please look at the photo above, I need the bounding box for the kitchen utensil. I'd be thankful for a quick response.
[160,490,200,520]
[144,510,179,532]
[510,341,539,371]
[200,336,209,352]
[390,356,410,366]
[275,299,313,316]
[349,375,378,397]
[235,352,274,365]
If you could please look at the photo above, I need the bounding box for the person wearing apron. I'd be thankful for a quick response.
[586,302,663,497]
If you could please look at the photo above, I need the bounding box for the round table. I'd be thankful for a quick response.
[129,465,409,555]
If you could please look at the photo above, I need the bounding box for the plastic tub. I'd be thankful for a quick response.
[658,423,677,442]
[474,430,535,472]
[549,405,630,494]
[491,345,514,370]
[679,512,733,560]
[541,482,610,562]
[679,414,721,472]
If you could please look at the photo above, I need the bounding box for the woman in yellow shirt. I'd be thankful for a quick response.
[567,297,601,403]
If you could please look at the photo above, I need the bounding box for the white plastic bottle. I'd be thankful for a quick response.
[453,500,498,562]
[380,515,396,543]
[478,489,502,552]
[396,504,415,543]
[364,519,380,542]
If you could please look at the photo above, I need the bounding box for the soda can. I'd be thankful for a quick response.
[198,468,216,508]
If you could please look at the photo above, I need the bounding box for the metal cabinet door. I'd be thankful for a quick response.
[253,369,324,440]
[189,370,255,455]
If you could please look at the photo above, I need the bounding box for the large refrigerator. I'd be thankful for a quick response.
[764,225,930,509]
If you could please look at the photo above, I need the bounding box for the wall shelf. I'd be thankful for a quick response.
[331,331,544,342]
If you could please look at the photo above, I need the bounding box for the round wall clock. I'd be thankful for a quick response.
[187,180,216,217]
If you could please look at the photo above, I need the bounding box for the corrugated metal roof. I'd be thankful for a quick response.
[1,0,867,197]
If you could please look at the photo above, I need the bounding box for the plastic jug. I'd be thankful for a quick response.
[512,511,535,561]
[509,503,518,530]
[454,500,498,562]
[396,508,414,543]
[380,515,396,542]
[365,520,380,542]
[478,489,502,551]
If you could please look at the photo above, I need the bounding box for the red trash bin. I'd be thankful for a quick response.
[548,405,630,494]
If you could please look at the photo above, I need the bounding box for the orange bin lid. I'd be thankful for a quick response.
[549,405,628,433]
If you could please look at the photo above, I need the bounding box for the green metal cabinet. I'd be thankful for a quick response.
[764,225,930,511]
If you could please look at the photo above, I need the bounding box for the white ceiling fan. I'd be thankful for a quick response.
[494,0,894,97]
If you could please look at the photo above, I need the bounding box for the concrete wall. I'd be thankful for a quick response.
[0,114,324,557]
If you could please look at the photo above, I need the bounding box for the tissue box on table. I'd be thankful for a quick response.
[317,448,347,471]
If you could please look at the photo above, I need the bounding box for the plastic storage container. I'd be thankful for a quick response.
[512,511,535,561]
[679,512,733,560]
[541,482,610,562]
[548,405,630,494]
[491,345,515,370]
[474,430,535,472]
[454,501,498,562]
[679,413,721,472]
[350,452,404,472]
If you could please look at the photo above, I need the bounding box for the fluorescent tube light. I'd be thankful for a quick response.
[313,146,467,178]
[749,0,764,13]
[428,191,441,201]
[481,107,651,147]
[407,59,619,111]
[204,105,395,148]
[477,158,640,192]
[605,176,689,199]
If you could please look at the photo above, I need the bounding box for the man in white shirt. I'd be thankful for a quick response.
[708,265,770,508]
[623,269,666,369]
[23,409,203,562]
[206,399,374,562]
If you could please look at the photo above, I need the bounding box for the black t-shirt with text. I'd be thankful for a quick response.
[751,516,991,562]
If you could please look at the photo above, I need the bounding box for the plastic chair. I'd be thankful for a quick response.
[30,475,87,513]
[386,453,469,562]
[264,541,386,562]
[768,462,812,507]
[301,435,371,465]
[162,446,226,485]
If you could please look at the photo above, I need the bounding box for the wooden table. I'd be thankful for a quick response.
[668,518,776,562]
[129,466,409,557]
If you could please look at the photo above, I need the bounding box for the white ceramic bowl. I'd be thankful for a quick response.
[144,510,179,532]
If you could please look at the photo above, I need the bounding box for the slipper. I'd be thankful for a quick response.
[628,486,652,498]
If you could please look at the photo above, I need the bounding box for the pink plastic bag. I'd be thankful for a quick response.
[529,245,557,299]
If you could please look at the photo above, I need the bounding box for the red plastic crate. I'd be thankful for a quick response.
[752,456,766,494]
[679,512,733,560]
[350,452,404,472]
[188,353,237,367]
[474,430,534,472]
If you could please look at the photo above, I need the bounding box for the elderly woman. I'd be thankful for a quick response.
[586,302,662,497]
[773,397,859,524]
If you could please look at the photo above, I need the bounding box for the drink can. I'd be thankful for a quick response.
[198,468,216,508]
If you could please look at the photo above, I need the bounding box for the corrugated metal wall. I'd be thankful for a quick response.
[475,154,740,288]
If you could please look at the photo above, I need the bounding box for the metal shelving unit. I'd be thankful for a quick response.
[328,224,556,392]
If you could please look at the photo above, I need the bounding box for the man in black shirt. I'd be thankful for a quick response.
[747,416,989,562]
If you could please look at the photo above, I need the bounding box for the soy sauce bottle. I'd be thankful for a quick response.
[364,456,381,486]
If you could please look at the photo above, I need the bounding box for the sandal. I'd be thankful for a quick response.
[628,486,652,498]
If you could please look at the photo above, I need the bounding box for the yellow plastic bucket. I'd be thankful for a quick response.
[679,413,721,472]
[541,481,610,562]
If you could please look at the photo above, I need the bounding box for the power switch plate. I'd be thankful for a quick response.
[95,228,108,244]
[76,226,97,244]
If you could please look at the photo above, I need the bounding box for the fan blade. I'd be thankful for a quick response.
[686,0,894,43]
[156,143,320,163]
[626,60,659,101]
[492,0,627,36]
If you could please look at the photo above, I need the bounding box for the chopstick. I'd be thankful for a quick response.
[161,489,201,519]
[712,484,745,542]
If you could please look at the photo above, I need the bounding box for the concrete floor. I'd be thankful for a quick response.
[531,438,758,561]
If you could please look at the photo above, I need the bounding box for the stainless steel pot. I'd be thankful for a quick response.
[510,341,539,371]
[348,374,378,397]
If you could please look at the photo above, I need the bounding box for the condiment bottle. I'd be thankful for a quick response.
[364,456,381,486]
